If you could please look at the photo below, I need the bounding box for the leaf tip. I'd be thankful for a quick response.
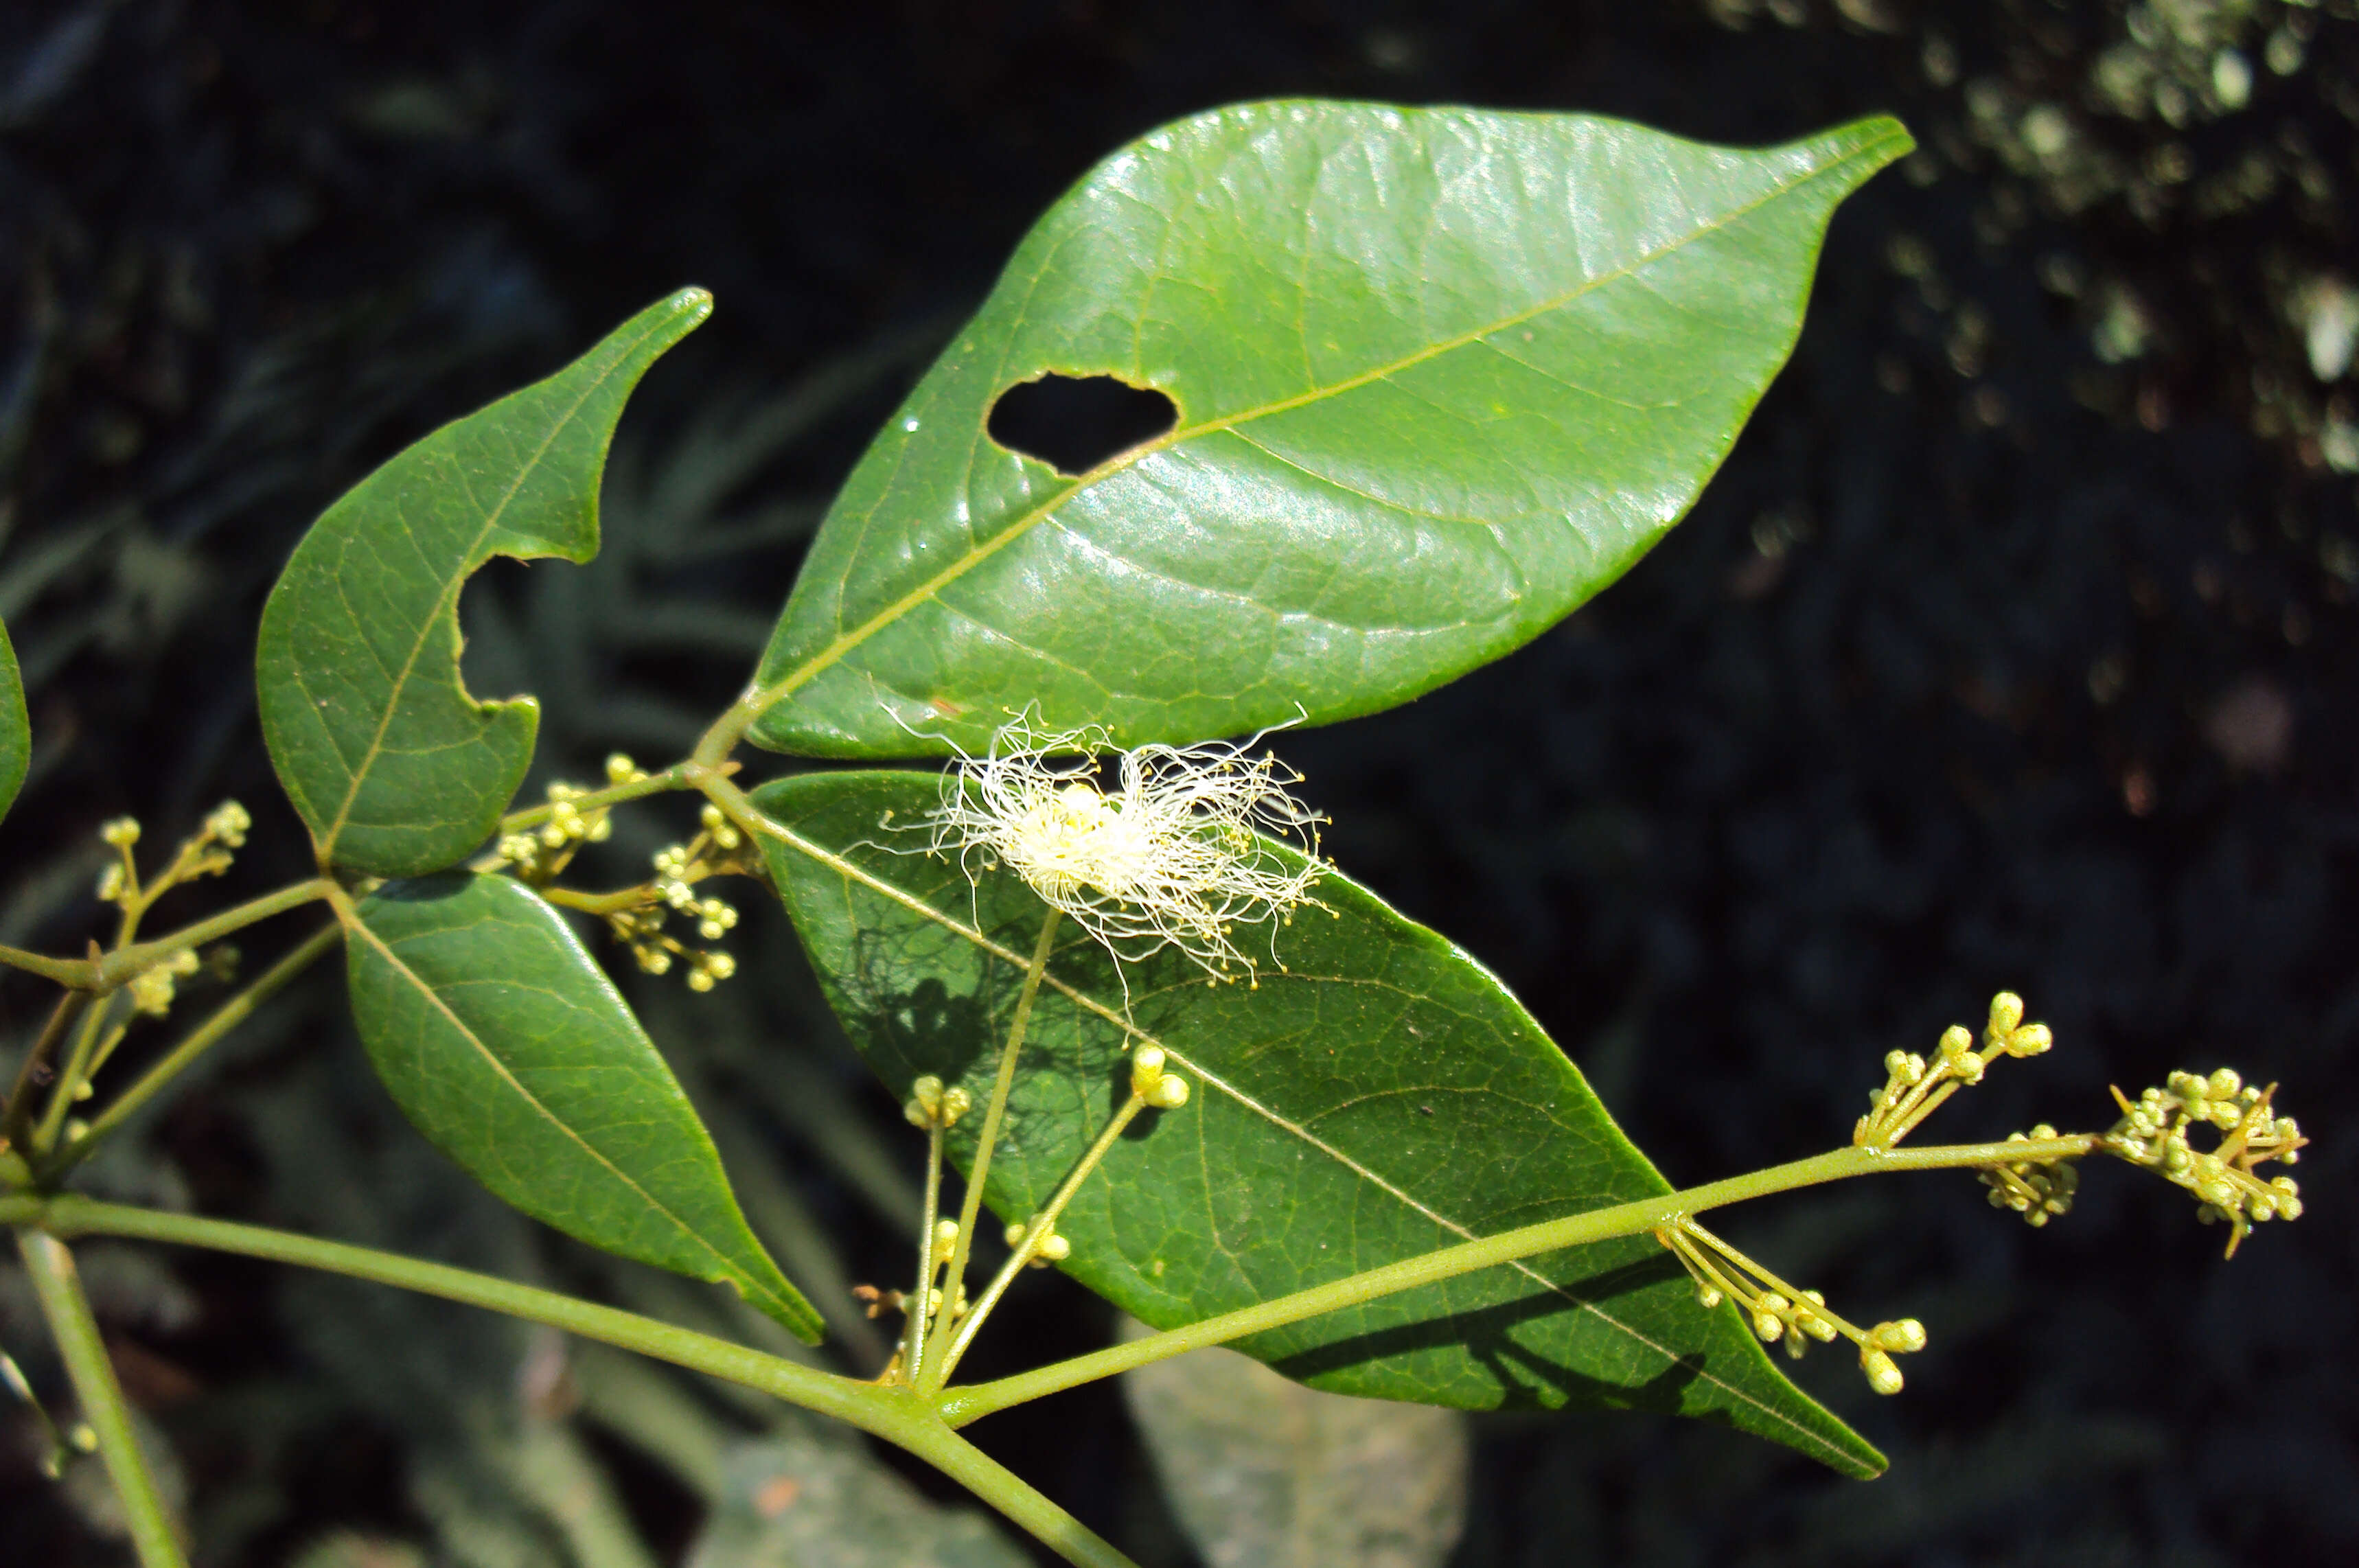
[668,286,717,324]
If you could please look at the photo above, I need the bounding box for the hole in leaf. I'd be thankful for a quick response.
[986,374,1177,475]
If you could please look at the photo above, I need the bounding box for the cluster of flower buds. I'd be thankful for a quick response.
[95,800,252,911]
[1128,1045,1191,1109]
[2104,1068,2304,1258]
[1978,1123,2082,1226]
[1856,991,2053,1150]
[582,783,745,990]
[1004,1216,1072,1267]
[494,758,638,879]
[1659,1216,1927,1395]
[903,1075,974,1130]
[127,949,201,1017]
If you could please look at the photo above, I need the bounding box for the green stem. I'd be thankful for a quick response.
[921,908,1061,1387]
[539,884,660,917]
[905,1120,947,1381]
[0,943,91,986]
[3,1193,1138,1568]
[3,991,91,1157]
[102,879,336,989]
[49,924,345,1177]
[929,1092,1147,1391]
[0,880,334,994]
[500,764,695,833]
[14,1229,187,1568]
[936,1133,2101,1426]
[35,996,122,1153]
[690,695,763,772]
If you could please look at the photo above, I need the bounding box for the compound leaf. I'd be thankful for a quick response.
[746,104,1907,757]
[260,290,709,876]
[0,615,25,825]
[344,871,822,1341]
[751,770,1882,1475]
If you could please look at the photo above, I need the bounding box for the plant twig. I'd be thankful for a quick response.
[48,923,345,1177]
[921,907,1061,1387]
[934,1133,2101,1425]
[0,879,334,993]
[3,991,91,1158]
[5,1192,1140,1568]
[500,763,695,832]
[929,1089,1147,1391]
[906,1118,948,1381]
[14,1229,187,1568]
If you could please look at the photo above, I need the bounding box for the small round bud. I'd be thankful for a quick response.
[2207,1067,2242,1100]
[1004,1220,1030,1247]
[606,753,640,783]
[1988,992,2024,1036]
[1695,1284,1724,1310]
[1131,1045,1166,1077]
[1751,1308,1784,1344]
[1037,1232,1071,1262]
[1938,1025,1974,1059]
[938,1086,972,1127]
[100,817,141,849]
[2009,1022,2053,1056]
[1861,1348,1905,1396]
[1145,1074,1190,1109]
[1871,1318,1926,1354]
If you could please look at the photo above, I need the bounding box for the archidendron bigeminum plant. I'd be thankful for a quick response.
[0,102,2309,1568]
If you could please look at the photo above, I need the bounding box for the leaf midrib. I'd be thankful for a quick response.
[312,312,676,864]
[345,901,776,1308]
[752,805,1859,1468]
[748,123,1906,725]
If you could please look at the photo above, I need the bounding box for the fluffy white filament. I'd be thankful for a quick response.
[921,711,1326,984]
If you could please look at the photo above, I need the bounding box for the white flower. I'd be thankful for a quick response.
[921,710,1326,984]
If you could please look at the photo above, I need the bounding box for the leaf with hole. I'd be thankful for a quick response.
[744,102,1908,757]
[750,770,1883,1475]
[258,290,709,876]
[343,871,822,1341]
[0,615,26,827]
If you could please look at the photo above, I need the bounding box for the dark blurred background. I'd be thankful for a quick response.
[2,1,2354,1565]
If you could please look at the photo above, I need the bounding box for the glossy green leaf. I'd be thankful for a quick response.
[259,290,709,875]
[746,104,1908,757]
[1123,1317,1470,1568]
[0,615,26,825]
[752,771,1883,1476]
[344,871,822,1341]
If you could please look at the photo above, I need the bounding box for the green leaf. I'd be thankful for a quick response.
[750,771,1883,1476]
[745,104,1908,757]
[1123,1317,1469,1568]
[0,615,26,826]
[259,290,710,876]
[343,871,822,1341]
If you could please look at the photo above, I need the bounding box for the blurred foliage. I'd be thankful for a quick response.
[2,1,2354,1565]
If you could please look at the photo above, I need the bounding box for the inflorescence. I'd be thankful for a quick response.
[488,756,745,991]
[95,801,253,1018]
[1659,1214,1929,1395]
[1856,991,2053,1151]
[1667,991,2310,1397]
[2104,1068,2304,1257]
[913,709,1329,988]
